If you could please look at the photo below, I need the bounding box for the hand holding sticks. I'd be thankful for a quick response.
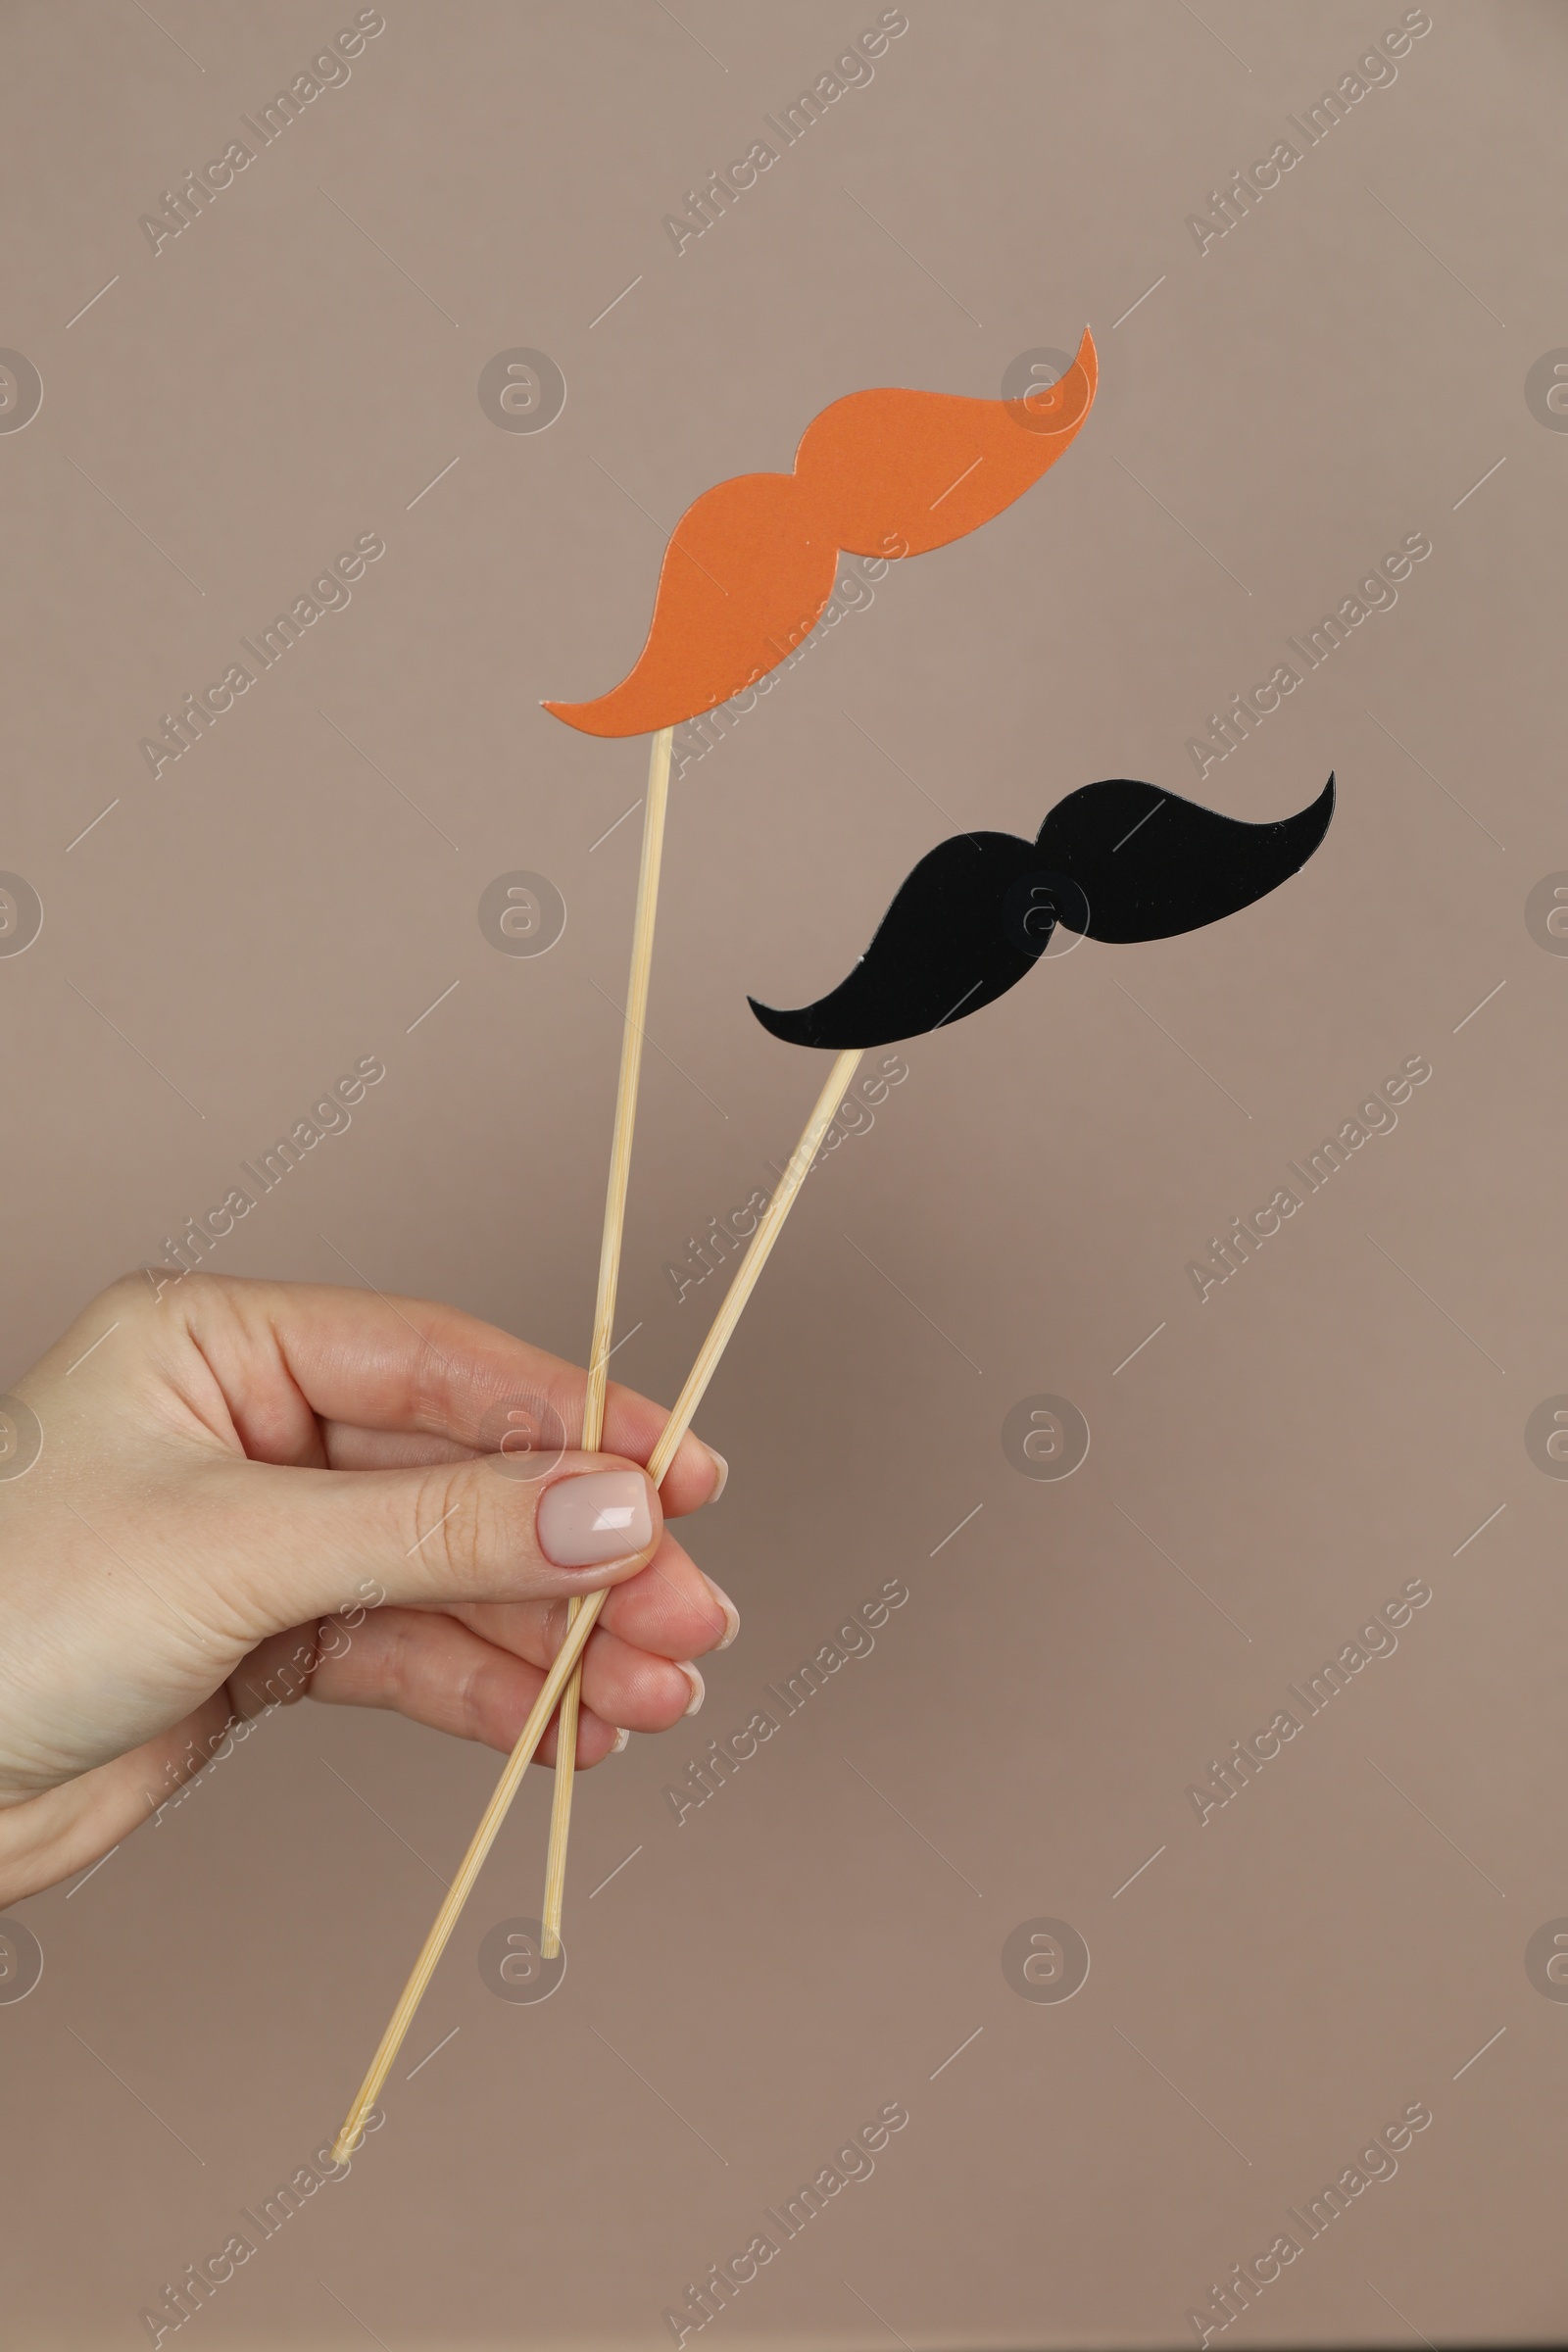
[332,1047,863,2158]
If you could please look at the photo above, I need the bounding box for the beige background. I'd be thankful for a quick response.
[2,1,1566,2343]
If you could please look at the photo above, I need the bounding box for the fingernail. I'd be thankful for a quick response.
[704,1446,729,1503]
[677,1661,705,1717]
[538,1470,654,1569]
[700,1571,740,1650]
[611,1726,630,1755]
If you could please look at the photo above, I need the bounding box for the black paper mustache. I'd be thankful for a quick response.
[749,774,1335,1049]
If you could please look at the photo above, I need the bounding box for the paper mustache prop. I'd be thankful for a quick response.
[334,338,1103,2160]
[751,775,1336,1049]
[545,330,1098,736]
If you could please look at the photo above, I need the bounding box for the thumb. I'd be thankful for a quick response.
[213,1450,664,1638]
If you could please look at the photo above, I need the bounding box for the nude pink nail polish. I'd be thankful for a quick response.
[538,1470,654,1568]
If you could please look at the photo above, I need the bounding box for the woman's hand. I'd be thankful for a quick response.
[0,1272,734,1903]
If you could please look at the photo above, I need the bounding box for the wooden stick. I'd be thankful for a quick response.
[541,725,673,1958]
[330,1046,863,2159]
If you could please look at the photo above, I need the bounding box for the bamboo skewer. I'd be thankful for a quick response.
[541,725,673,1959]
[331,1046,863,2158]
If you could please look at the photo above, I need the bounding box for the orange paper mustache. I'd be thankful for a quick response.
[545,329,1098,738]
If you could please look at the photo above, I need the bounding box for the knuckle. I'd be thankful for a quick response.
[106,1267,172,1319]
[382,1610,420,1710]
[406,1326,457,1438]
[412,1464,486,1584]
[411,1461,539,1592]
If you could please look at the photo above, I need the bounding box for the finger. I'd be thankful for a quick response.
[319,1426,479,1473]
[600,1377,727,1518]
[133,1272,723,1512]
[199,1446,673,1642]
[225,1534,729,1731]
[306,1607,699,1757]
[446,1532,737,1668]
[317,1416,726,1514]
